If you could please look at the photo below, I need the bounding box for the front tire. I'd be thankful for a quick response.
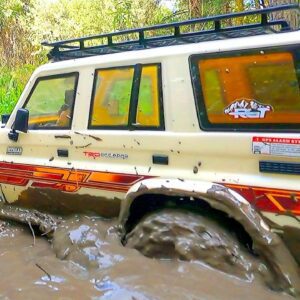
[125,209,267,280]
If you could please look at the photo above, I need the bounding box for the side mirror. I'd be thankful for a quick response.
[14,108,29,133]
[1,114,10,124]
[8,108,29,142]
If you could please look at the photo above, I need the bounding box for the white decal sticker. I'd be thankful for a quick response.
[224,99,273,119]
[6,146,22,155]
[252,137,300,157]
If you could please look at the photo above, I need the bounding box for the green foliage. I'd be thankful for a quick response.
[0,0,24,27]
[0,66,35,114]
[0,0,37,68]
[29,0,171,45]
[27,75,77,115]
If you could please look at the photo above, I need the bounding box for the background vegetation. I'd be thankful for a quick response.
[0,0,299,115]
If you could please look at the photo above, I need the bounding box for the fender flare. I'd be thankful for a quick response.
[120,178,300,295]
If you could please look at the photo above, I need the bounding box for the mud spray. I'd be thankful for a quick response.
[0,204,299,300]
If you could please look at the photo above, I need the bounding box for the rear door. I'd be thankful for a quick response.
[67,62,166,212]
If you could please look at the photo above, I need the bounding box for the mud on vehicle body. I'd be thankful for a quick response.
[0,4,300,295]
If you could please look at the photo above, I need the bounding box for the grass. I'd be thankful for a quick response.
[0,65,35,115]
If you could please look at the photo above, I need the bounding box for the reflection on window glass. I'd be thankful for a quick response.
[248,63,300,111]
[198,50,300,124]
[25,74,77,129]
[201,69,223,114]
[91,67,133,126]
[90,65,162,128]
[137,65,160,127]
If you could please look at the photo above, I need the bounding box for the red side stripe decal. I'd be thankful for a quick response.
[225,184,300,216]
[0,162,151,193]
[0,162,299,216]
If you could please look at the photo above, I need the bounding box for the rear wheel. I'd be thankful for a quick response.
[125,209,269,280]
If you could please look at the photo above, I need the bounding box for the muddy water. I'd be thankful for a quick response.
[125,210,270,281]
[0,214,296,300]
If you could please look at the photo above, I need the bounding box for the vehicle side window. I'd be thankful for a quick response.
[89,64,163,129]
[137,65,161,127]
[24,73,78,130]
[90,67,133,127]
[190,47,300,131]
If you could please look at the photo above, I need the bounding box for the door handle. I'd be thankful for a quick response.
[152,155,168,165]
[57,149,69,157]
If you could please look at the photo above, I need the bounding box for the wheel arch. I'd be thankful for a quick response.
[119,178,270,236]
[119,178,300,295]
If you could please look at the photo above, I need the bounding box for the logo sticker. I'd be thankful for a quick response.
[83,151,128,160]
[224,99,273,119]
[6,146,23,155]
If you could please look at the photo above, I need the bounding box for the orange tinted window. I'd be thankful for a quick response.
[136,65,161,127]
[91,67,134,127]
[90,65,162,128]
[198,51,300,124]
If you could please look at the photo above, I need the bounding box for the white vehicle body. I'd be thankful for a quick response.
[0,23,300,231]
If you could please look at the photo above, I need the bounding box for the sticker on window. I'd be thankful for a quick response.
[252,137,300,157]
[224,99,273,119]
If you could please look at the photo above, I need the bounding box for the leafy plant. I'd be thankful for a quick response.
[0,65,35,114]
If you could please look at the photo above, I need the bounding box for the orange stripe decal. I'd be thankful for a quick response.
[0,162,151,193]
[225,183,300,216]
[0,161,299,216]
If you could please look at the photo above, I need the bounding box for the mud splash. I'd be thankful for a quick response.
[0,211,297,300]
[280,226,300,265]
[16,187,121,217]
[125,209,269,281]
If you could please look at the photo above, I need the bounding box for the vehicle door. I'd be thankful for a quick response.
[0,71,80,214]
[69,63,167,210]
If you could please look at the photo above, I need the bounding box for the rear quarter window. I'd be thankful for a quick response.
[190,46,300,131]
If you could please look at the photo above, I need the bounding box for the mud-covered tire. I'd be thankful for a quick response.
[125,209,266,280]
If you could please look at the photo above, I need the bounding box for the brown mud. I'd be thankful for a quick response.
[16,187,121,217]
[0,207,298,299]
[280,226,300,265]
[125,209,271,281]
[265,219,300,266]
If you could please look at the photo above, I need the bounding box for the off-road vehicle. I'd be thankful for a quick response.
[1,4,300,295]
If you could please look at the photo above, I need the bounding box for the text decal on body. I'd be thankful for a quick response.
[252,137,300,157]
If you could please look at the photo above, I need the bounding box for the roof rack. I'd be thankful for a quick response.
[42,4,299,62]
